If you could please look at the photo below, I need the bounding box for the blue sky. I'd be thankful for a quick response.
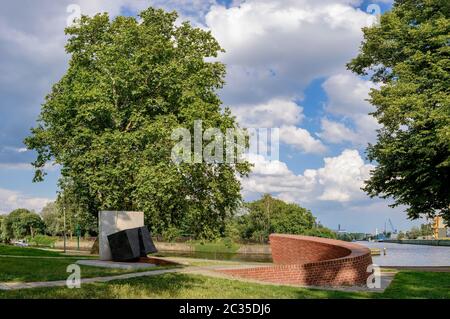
[0,0,423,233]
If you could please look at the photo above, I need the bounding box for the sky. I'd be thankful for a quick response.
[0,0,424,233]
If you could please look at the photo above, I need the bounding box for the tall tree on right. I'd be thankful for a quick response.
[348,0,449,223]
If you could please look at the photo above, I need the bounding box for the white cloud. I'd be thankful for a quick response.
[1,146,28,154]
[353,114,380,144]
[0,162,60,171]
[204,0,375,155]
[231,98,304,128]
[279,126,327,154]
[0,163,33,170]
[242,148,374,203]
[241,154,317,197]
[70,0,217,28]
[230,98,325,154]
[244,154,292,176]
[318,118,359,144]
[316,149,374,201]
[0,188,53,214]
[322,72,376,116]
[206,0,372,104]
[320,72,381,146]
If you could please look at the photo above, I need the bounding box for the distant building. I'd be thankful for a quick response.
[434,217,449,239]
[334,224,348,234]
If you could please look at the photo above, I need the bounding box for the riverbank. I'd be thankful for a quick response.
[52,239,272,255]
[384,239,450,246]
[155,241,271,254]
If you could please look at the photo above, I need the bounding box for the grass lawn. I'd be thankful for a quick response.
[0,244,64,257]
[0,271,449,299]
[0,256,173,282]
[379,271,450,299]
[0,244,176,282]
[193,240,240,254]
[1,244,448,299]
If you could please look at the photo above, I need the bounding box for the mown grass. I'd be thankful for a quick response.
[380,271,450,299]
[193,240,240,254]
[0,244,176,282]
[0,271,449,299]
[0,272,364,299]
[0,256,174,282]
[0,244,63,257]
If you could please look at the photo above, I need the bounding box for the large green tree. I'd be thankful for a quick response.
[2,209,46,240]
[0,215,6,243]
[41,194,97,238]
[348,0,450,222]
[235,195,335,242]
[25,8,250,239]
[40,202,61,237]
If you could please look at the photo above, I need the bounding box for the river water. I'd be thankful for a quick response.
[358,241,450,267]
[158,241,450,266]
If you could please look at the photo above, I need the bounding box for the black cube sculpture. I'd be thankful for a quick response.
[138,226,157,257]
[107,226,158,262]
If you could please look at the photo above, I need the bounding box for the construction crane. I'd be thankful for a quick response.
[388,219,397,234]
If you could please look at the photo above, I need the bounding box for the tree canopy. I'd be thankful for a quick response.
[1,209,45,241]
[40,202,61,237]
[25,8,250,239]
[233,195,336,242]
[348,0,450,222]
[41,196,97,238]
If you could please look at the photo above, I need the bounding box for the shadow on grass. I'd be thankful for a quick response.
[380,272,450,299]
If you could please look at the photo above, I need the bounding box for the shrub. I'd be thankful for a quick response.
[26,235,57,247]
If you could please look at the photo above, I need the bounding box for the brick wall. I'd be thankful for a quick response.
[219,234,373,287]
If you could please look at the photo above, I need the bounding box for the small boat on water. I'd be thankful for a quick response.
[370,248,381,256]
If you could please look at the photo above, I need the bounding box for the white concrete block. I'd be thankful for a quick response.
[98,211,144,261]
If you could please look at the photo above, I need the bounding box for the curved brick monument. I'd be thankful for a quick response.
[220,234,373,286]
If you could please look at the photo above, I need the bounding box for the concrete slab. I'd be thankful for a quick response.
[77,259,156,270]
[98,211,144,261]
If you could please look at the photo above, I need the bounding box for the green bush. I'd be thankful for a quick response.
[1,209,46,241]
[26,235,57,247]
[236,195,335,242]
[161,226,183,242]
[193,239,240,253]
[304,227,337,239]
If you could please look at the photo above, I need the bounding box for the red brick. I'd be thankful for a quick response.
[217,234,373,287]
